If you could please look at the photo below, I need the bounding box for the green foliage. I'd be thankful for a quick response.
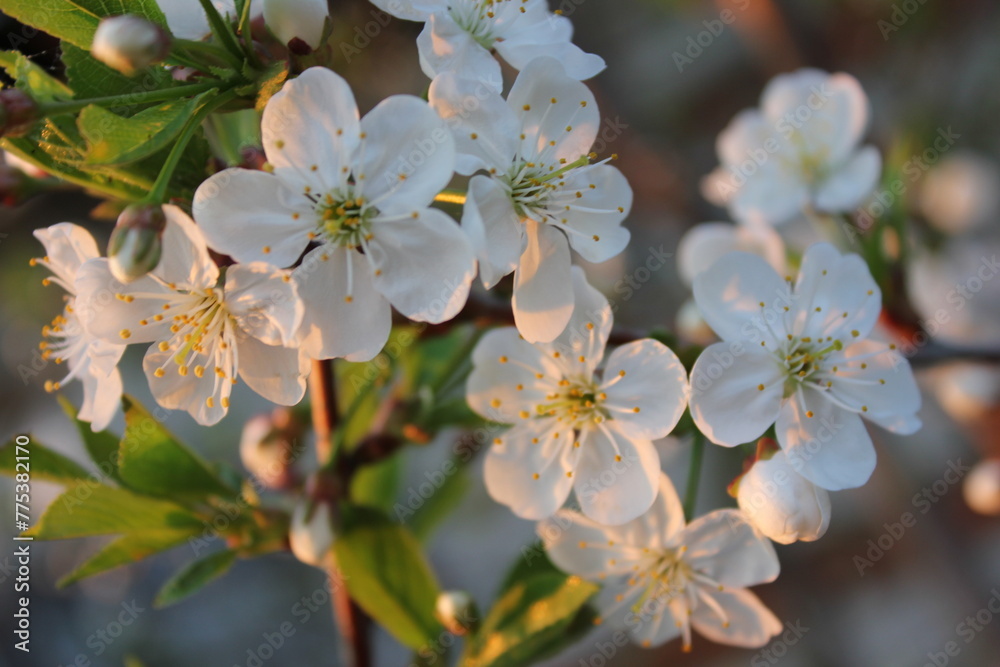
[79,92,213,164]
[59,529,198,587]
[460,549,599,667]
[408,464,469,542]
[154,549,238,607]
[0,51,73,102]
[58,394,123,482]
[351,455,402,513]
[0,438,91,483]
[334,505,443,650]
[0,0,167,50]
[62,42,174,106]
[117,396,239,501]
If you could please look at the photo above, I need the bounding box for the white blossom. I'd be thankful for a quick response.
[541,473,781,651]
[289,499,335,566]
[193,67,476,362]
[370,0,604,91]
[33,224,125,431]
[705,69,881,226]
[75,206,307,426]
[262,0,330,48]
[467,268,688,524]
[430,57,632,342]
[688,243,921,491]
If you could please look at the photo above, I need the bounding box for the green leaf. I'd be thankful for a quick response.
[117,396,238,501]
[460,573,598,667]
[154,549,237,607]
[57,395,123,483]
[58,528,196,587]
[29,483,203,540]
[408,464,469,542]
[334,506,442,650]
[0,437,91,484]
[62,42,173,102]
[0,51,73,102]
[0,0,168,50]
[79,92,212,165]
[351,455,401,513]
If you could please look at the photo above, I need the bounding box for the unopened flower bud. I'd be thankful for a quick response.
[92,15,171,76]
[964,460,1000,516]
[239,408,301,489]
[0,89,39,138]
[435,590,478,636]
[736,448,831,545]
[108,204,166,283]
[262,0,329,50]
[289,498,335,567]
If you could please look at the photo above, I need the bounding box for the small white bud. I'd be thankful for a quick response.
[107,204,166,283]
[435,590,478,636]
[289,499,335,567]
[92,15,171,76]
[262,0,330,50]
[239,409,300,489]
[737,450,831,544]
[964,460,1000,517]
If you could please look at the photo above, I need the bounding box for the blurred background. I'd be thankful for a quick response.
[2,0,1000,665]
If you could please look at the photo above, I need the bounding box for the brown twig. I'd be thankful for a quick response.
[308,359,372,667]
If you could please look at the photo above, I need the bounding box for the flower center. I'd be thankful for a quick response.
[449,0,505,48]
[505,155,591,222]
[534,376,608,428]
[777,335,843,396]
[314,192,376,249]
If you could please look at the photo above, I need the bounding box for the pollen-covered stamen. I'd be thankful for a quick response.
[39,306,91,390]
[533,376,608,427]
[314,192,377,250]
[448,0,524,49]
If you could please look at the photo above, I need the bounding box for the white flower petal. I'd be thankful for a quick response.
[512,220,574,343]
[155,205,219,289]
[143,346,230,426]
[553,164,632,264]
[356,95,456,214]
[826,340,921,431]
[368,0,443,21]
[715,108,771,168]
[691,588,782,649]
[688,344,785,447]
[681,509,780,588]
[729,165,810,227]
[225,263,302,347]
[793,242,881,341]
[676,222,785,287]
[574,425,660,525]
[815,145,881,212]
[237,336,309,406]
[416,12,502,91]
[467,327,553,423]
[368,208,474,323]
[160,0,236,39]
[262,0,328,48]
[78,365,122,432]
[692,251,791,346]
[601,339,688,441]
[193,168,313,266]
[539,510,648,580]
[33,223,99,288]
[544,265,612,376]
[261,67,360,194]
[507,57,599,163]
[75,259,173,344]
[761,69,869,167]
[293,247,392,362]
[428,72,519,175]
[484,420,576,520]
[777,389,875,491]
[462,175,523,289]
[494,14,605,81]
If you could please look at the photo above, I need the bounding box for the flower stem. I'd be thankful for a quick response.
[144,89,238,203]
[36,82,220,117]
[683,429,705,522]
[308,359,372,667]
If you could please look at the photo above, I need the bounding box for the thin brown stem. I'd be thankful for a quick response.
[308,359,372,667]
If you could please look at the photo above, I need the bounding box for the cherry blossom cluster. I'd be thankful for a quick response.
[28,0,923,656]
